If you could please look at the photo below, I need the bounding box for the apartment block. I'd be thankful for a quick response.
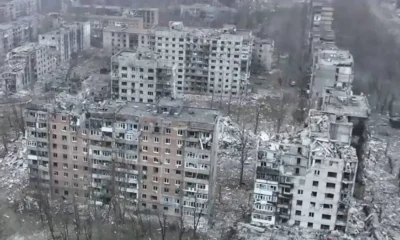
[26,97,220,226]
[103,26,150,55]
[310,48,354,107]
[38,22,90,63]
[252,109,358,231]
[73,14,143,48]
[0,0,39,23]
[0,43,58,93]
[25,103,51,192]
[252,38,274,71]
[153,22,253,96]
[25,102,90,201]
[111,50,175,102]
[123,8,159,29]
[0,15,39,59]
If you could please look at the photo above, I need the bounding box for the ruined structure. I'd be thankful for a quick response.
[111,50,176,103]
[251,0,371,232]
[0,43,58,93]
[25,96,220,226]
[38,22,91,63]
[0,0,39,23]
[0,15,39,59]
[252,38,274,72]
[252,110,358,231]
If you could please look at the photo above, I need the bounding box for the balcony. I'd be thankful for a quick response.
[278,192,293,199]
[38,165,49,172]
[92,173,111,180]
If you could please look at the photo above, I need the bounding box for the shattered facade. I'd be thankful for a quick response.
[0,15,39,59]
[0,0,39,23]
[102,26,150,55]
[111,50,176,103]
[252,110,358,231]
[25,96,220,226]
[153,22,253,96]
[122,8,159,29]
[251,0,370,233]
[0,43,58,93]
[38,22,91,63]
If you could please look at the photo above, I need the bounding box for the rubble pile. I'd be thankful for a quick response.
[0,137,28,202]
[347,115,400,240]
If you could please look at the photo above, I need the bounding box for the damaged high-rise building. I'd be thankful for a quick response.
[251,0,370,232]
[25,96,220,227]
[252,110,358,231]
[111,50,176,103]
[38,22,91,63]
[0,43,58,93]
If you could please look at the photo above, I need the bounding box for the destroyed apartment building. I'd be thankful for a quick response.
[0,42,58,93]
[105,21,254,96]
[310,47,354,108]
[38,22,91,64]
[0,15,39,59]
[111,49,176,103]
[0,0,39,23]
[249,0,371,233]
[252,109,358,231]
[25,96,220,227]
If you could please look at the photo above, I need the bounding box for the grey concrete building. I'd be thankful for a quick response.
[0,0,39,23]
[252,109,358,231]
[0,43,58,93]
[102,26,150,55]
[153,22,253,96]
[123,8,159,29]
[252,38,274,71]
[111,50,175,103]
[25,97,220,226]
[38,22,90,63]
[0,15,39,59]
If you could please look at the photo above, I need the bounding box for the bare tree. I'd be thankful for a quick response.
[237,122,250,186]
[191,194,207,238]
[0,121,10,153]
[157,210,168,240]
[177,204,186,240]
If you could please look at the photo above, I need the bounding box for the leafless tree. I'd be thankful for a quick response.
[237,122,250,186]
[274,92,291,134]
[0,120,10,153]
[177,204,186,240]
[157,210,168,240]
[72,195,82,240]
[191,194,207,238]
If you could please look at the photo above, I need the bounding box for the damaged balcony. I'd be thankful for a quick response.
[184,172,209,185]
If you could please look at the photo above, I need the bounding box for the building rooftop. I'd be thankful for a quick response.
[318,48,353,66]
[156,21,252,40]
[321,87,370,118]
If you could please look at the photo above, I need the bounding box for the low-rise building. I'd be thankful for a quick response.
[111,50,175,103]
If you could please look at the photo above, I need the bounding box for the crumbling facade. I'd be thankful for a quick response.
[251,0,370,232]
[25,97,219,225]
[0,15,39,59]
[0,43,58,93]
[102,26,150,55]
[252,110,358,231]
[153,22,253,96]
[39,22,91,63]
[0,0,39,23]
[111,50,175,103]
